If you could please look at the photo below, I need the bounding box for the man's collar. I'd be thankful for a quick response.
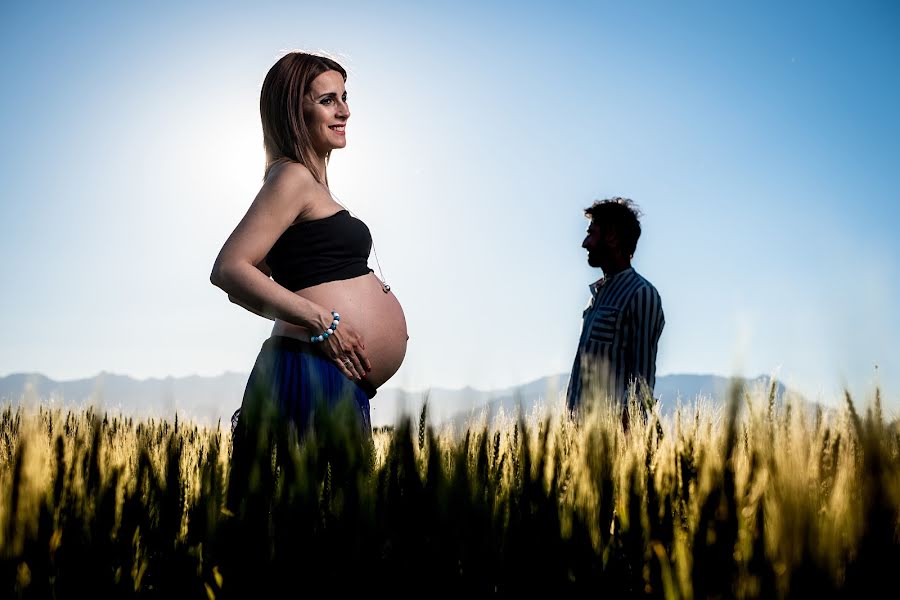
[590,267,634,295]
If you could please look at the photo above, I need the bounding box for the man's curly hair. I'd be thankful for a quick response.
[584,197,643,257]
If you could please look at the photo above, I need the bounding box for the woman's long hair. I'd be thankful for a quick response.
[260,52,347,185]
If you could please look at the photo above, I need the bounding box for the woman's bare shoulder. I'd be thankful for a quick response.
[257,161,323,224]
[265,160,317,190]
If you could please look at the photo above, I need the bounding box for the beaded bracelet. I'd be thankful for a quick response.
[310,311,340,343]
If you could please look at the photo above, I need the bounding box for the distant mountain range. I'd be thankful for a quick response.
[0,371,794,428]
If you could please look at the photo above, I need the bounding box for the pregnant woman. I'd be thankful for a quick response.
[210,52,408,450]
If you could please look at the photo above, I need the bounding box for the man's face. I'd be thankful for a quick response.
[582,222,618,269]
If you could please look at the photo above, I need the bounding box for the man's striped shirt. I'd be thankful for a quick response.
[566,267,665,411]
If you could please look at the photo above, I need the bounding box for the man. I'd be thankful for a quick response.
[566,198,665,425]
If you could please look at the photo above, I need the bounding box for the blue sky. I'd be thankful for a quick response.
[1,1,898,411]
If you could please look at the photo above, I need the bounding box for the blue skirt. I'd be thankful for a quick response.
[231,335,375,438]
[227,336,375,512]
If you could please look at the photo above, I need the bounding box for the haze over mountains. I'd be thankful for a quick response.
[0,371,792,428]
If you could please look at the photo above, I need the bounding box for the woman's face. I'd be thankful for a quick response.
[303,70,350,155]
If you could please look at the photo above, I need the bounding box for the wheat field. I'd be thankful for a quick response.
[0,380,897,598]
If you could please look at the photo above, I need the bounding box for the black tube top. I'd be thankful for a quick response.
[266,209,373,291]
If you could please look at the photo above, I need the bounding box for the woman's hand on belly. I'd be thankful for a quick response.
[317,318,372,381]
[273,273,408,387]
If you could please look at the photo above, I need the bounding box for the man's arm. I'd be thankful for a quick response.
[626,286,665,395]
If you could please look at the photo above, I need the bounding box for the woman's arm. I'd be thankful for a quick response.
[210,163,330,333]
[228,293,275,321]
[211,162,371,381]
[226,260,276,321]
[254,258,272,277]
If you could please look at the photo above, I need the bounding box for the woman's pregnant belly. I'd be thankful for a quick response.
[271,272,408,389]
